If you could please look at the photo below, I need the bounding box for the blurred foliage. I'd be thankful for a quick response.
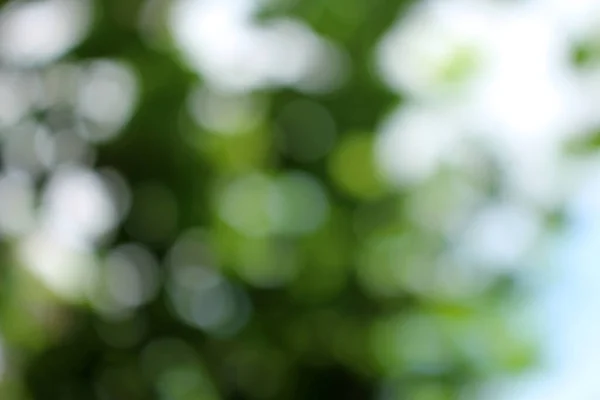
[0,0,542,399]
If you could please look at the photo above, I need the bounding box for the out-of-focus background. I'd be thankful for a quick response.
[0,0,600,398]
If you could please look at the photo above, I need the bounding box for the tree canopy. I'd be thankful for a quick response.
[3,0,598,399]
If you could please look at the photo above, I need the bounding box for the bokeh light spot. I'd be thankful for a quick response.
[270,171,330,235]
[99,244,160,314]
[0,171,36,237]
[188,86,266,136]
[0,0,92,66]
[167,264,251,336]
[329,133,386,199]
[275,99,337,163]
[76,60,139,143]
[40,165,118,247]
[218,173,274,238]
